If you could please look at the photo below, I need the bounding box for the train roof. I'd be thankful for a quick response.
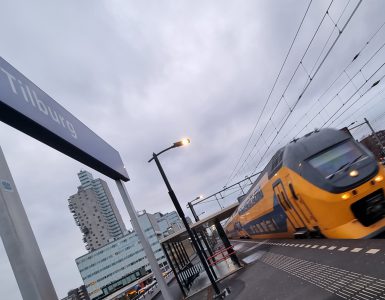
[240,128,351,201]
[284,128,351,172]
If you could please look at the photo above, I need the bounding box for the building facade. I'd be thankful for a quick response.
[76,212,168,300]
[61,285,90,300]
[360,130,385,161]
[154,211,184,236]
[68,170,127,251]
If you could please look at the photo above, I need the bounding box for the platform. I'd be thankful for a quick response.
[156,238,385,300]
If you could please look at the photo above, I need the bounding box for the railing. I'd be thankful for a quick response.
[132,271,173,300]
[177,262,203,291]
[207,245,236,266]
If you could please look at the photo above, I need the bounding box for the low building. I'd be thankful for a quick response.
[61,285,90,300]
[154,211,184,236]
[76,212,168,300]
[360,130,385,161]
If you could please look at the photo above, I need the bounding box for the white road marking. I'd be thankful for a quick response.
[242,251,265,264]
[305,245,311,248]
[244,244,261,253]
[328,246,337,250]
[338,247,349,251]
[311,245,319,249]
[319,246,327,249]
[299,244,305,247]
[351,248,363,253]
[366,249,380,254]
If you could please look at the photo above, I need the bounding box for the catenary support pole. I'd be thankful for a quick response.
[188,202,199,222]
[365,118,385,156]
[116,180,172,300]
[0,146,58,300]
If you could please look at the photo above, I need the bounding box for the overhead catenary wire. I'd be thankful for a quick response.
[335,86,385,128]
[195,186,249,206]
[293,29,385,137]
[193,171,261,207]
[323,71,385,127]
[228,1,362,180]
[249,0,363,176]
[229,0,352,183]
[224,0,313,187]
[292,43,385,138]
[288,18,385,137]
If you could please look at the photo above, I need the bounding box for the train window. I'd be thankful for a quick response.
[308,140,366,178]
[269,149,284,178]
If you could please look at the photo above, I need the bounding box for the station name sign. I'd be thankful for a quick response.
[0,57,129,181]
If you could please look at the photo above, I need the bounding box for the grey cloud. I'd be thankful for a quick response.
[1,1,385,299]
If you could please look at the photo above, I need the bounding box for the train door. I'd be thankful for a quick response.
[273,181,306,230]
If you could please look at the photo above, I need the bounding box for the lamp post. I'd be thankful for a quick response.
[149,139,221,296]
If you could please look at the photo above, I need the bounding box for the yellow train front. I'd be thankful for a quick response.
[225,128,385,239]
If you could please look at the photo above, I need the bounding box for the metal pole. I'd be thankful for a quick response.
[365,118,385,156]
[188,202,199,222]
[168,244,181,271]
[177,242,190,265]
[215,194,223,209]
[193,229,218,280]
[215,220,242,267]
[151,153,221,295]
[115,180,173,300]
[173,243,184,268]
[238,183,245,195]
[162,244,187,298]
[179,241,191,263]
[200,231,216,263]
[0,146,58,300]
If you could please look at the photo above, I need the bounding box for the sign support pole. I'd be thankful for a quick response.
[0,146,58,300]
[115,180,172,300]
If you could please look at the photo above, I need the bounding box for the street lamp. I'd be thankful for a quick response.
[148,139,222,296]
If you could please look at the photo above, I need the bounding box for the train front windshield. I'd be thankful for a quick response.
[308,140,366,178]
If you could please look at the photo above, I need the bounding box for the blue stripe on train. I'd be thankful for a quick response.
[242,194,288,236]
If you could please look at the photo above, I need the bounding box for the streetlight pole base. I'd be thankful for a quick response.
[214,287,231,299]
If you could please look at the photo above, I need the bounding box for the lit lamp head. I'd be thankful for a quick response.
[173,138,191,148]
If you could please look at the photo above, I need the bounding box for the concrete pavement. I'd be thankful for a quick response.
[155,238,385,299]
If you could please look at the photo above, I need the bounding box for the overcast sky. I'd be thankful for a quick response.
[1,1,385,299]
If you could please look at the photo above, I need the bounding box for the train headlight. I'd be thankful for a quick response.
[349,170,359,177]
[341,193,350,200]
[375,175,384,182]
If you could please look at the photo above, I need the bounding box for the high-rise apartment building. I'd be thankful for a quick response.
[68,170,126,251]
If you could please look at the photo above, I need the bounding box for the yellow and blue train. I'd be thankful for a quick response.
[225,128,385,239]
